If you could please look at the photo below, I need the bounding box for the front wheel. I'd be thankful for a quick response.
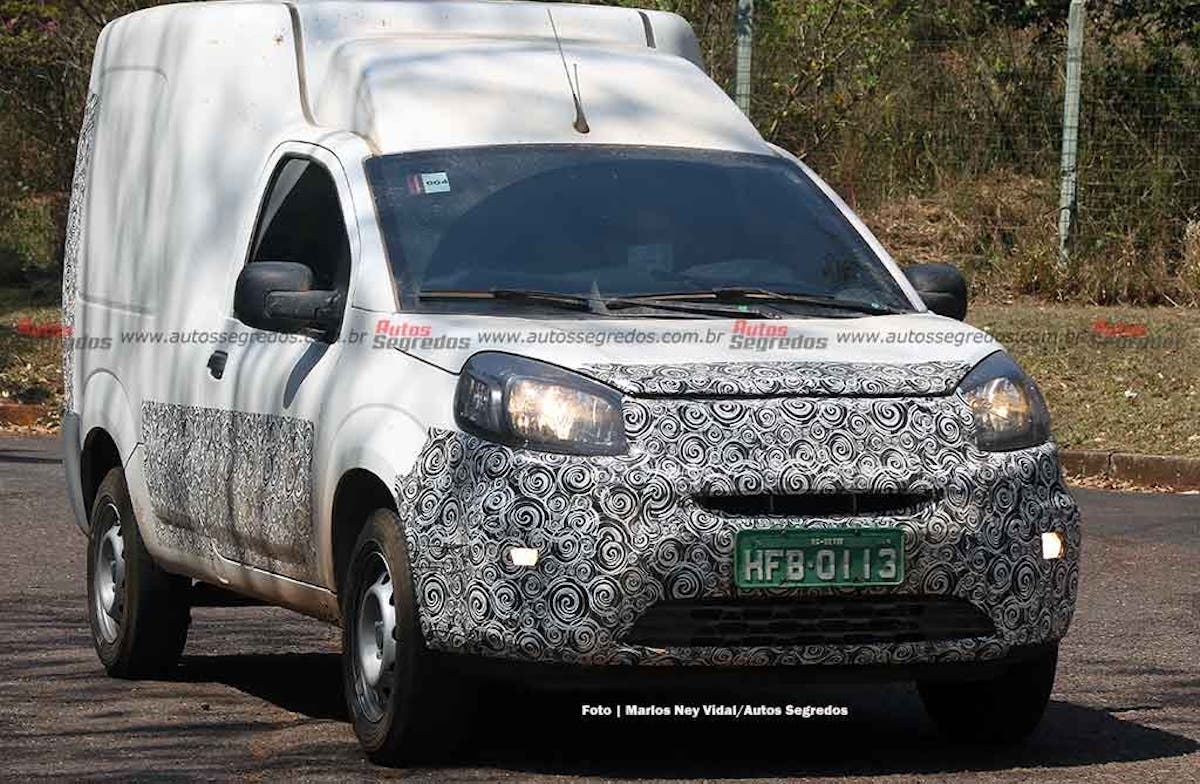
[917,645,1058,744]
[341,509,470,765]
[86,468,191,677]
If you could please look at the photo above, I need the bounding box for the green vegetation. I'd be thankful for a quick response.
[0,192,61,286]
[3,1,1200,303]
[3,282,1197,456]
[0,288,61,427]
[971,301,1200,457]
[3,1,1199,450]
[618,1,1200,305]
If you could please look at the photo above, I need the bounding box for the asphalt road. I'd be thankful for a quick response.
[1,435,1196,782]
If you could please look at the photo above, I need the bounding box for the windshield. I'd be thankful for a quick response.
[365,145,914,315]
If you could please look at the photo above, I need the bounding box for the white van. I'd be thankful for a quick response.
[62,0,1080,763]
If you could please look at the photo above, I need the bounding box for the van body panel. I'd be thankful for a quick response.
[294,0,706,127]
[319,133,399,314]
[122,443,185,569]
[211,545,341,621]
[318,402,436,587]
[134,141,352,592]
[62,413,89,533]
[67,3,317,597]
[292,0,752,156]
[63,0,1078,686]
[319,37,762,155]
[79,371,139,474]
[362,311,1001,378]
[84,67,167,315]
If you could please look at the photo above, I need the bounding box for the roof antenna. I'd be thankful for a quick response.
[547,9,590,134]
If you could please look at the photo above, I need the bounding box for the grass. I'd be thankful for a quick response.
[862,172,1200,308]
[0,288,62,430]
[2,288,1198,457]
[971,299,1200,458]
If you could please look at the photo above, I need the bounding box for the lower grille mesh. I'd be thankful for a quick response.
[695,491,940,518]
[625,596,994,647]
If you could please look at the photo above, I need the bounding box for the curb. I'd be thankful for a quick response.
[0,403,50,427]
[1060,449,1200,491]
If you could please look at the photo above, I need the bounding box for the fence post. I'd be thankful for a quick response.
[735,0,754,115]
[1057,0,1087,266]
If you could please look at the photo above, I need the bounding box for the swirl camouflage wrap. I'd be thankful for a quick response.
[584,360,971,397]
[62,93,100,412]
[395,361,1080,667]
[141,402,317,582]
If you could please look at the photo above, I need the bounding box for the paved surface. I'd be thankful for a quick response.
[0,435,1196,782]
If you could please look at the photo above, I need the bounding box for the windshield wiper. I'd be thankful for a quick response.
[420,289,597,313]
[602,293,779,319]
[419,289,781,319]
[645,287,908,316]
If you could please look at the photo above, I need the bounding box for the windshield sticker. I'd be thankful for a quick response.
[408,172,451,195]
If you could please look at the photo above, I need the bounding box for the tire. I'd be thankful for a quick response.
[86,467,191,677]
[917,645,1058,744]
[340,508,472,765]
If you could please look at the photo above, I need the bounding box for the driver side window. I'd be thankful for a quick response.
[248,157,351,295]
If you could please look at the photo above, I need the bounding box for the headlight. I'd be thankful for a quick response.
[957,352,1051,451]
[454,353,628,455]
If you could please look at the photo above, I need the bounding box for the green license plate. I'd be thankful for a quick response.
[735,528,905,588]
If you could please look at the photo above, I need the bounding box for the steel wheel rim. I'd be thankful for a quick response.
[92,501,125,644]
[353,550,397,723]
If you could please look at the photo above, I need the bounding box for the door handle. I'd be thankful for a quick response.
[207,350,228,379]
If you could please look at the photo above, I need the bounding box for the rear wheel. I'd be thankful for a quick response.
[918,645,1058,744]
[86,468,191,677]
[341,509,472,765]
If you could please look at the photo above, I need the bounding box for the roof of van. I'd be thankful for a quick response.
[292,0,768,154]
[98,0,768,156]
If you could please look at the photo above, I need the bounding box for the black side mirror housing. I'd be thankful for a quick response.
[234,261,341,336]
[903,263,968,321]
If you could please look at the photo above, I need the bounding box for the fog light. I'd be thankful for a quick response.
[1041,532,1065,560]
[509,547,539,567]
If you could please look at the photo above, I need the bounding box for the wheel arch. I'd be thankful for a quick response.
[70,370,139,532]
[331,468,398,599]
[317,405,429,597]
[81,426,123,519]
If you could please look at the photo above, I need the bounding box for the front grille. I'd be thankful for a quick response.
[695,491,939,518]
[625,596,994,648]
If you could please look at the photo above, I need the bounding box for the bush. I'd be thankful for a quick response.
[1,0,1198,306]
[0,192,61,286]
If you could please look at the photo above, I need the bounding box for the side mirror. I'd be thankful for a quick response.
[234,261,342,336]
[903,263,968,321]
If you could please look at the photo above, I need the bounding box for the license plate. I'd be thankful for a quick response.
[734,528,905,588]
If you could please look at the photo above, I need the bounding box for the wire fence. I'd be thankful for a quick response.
[623,0,1200,305]
[2,1,1199,305]
[1073,28,1200,305]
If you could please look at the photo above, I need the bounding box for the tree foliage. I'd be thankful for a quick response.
[0,0,149,277]
[980,0,1200,46]
[1,0,1199,303]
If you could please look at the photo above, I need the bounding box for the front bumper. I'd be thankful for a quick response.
[396,382,1080,668]
[434,642,1060,690]
[63,410,90,534]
